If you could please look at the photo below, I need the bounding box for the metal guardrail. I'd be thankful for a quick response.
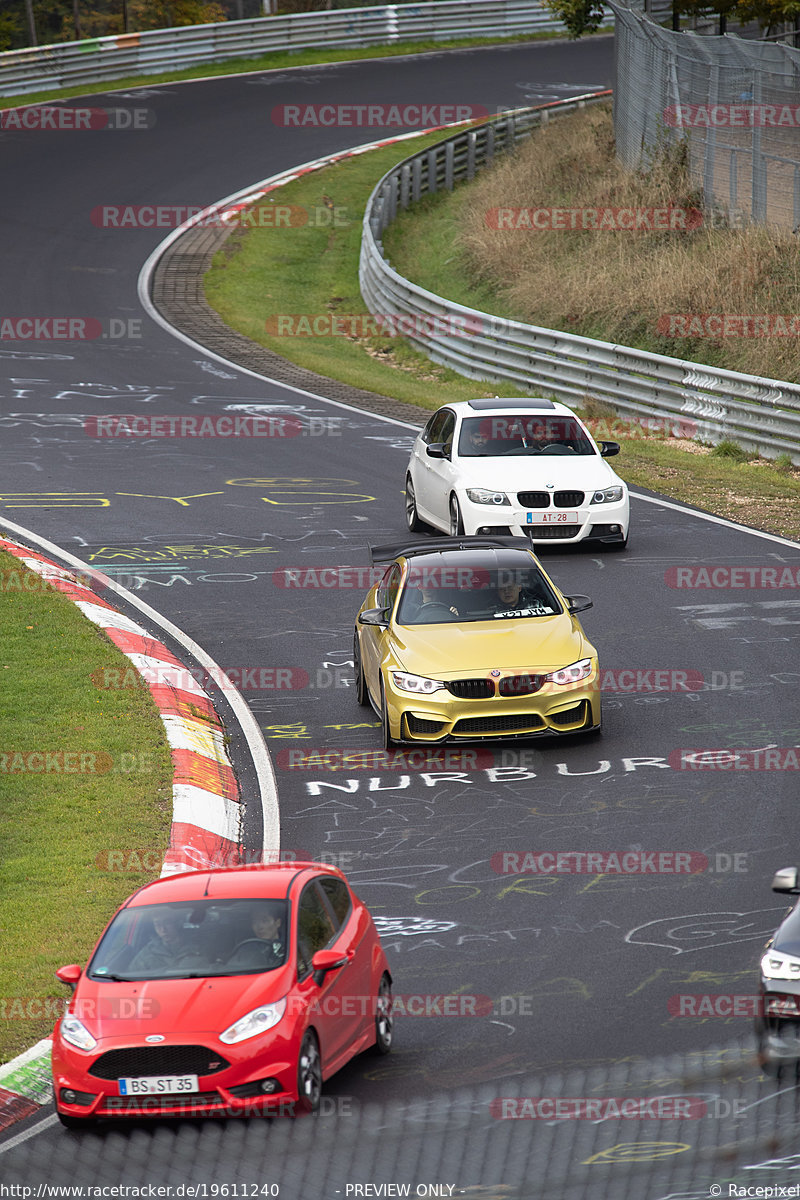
[0,1,613,99]
[359,94,800,464]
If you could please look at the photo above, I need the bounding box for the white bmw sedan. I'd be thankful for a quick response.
[405,398,630,549]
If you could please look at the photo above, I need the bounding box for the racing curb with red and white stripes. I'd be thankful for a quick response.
[0,533,248,875]
[0,530,278,1129]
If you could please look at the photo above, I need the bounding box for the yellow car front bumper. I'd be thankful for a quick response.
[383,672,600,742]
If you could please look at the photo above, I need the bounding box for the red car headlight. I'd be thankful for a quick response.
[220,997,287,1045]
[60,1016,97,1052]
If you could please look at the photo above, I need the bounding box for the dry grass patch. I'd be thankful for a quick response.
[397,103,800,381]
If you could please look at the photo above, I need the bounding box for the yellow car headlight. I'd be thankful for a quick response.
[544,658,593,686]
[391,671,446,694]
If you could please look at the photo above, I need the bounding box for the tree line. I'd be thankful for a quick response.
[543,0,800,38]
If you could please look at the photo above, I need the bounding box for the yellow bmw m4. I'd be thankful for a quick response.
[353,537,600,748]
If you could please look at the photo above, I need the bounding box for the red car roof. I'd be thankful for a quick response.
[124,862,347,908]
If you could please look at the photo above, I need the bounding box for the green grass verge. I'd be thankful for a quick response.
[203,123,800,543]
[0,548,173,1064]
[204,127,526,407]
[0,29,574,109]
[383,185,527,323]
[588,417,800,542]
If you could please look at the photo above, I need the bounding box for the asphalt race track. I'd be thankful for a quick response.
[2,33,800,1199]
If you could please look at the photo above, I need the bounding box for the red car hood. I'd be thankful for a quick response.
[68,969,292,1042]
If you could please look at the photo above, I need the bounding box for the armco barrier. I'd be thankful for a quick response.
[0,1,613,99]
[358,94,800,463]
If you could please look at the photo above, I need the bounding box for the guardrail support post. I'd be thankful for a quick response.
[485,122,495,165]
[427,148,438,194]
[467,130,477,180]
[444,142,455,191]
[411,156,422,203]
[400,163,410,210]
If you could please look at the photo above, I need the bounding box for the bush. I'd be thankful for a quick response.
[711,438,750,461]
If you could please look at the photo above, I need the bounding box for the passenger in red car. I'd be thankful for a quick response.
[128,910,200,972]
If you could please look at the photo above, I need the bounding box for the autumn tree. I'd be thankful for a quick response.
[540,0,607,37]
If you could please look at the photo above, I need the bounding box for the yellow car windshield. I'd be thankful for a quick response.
[396,567,561,625]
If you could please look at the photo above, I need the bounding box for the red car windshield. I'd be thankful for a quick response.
[88,899,289,980]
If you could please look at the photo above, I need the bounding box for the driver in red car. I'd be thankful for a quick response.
[226,901,286,969]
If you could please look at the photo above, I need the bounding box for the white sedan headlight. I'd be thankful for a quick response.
[61,1016,97,1051]
[545,659,593,686]
[220,997,286,1044]
[590,487,625,504]
[391,671,446,694]
[466,489,510,506]
[761,951,800,981]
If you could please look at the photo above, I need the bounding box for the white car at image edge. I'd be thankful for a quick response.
[405,398,630,549]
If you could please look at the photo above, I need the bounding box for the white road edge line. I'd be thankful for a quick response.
[629,491,800,549]
[0,1113,59,1154]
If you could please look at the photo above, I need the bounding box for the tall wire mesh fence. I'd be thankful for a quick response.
[612,2,800,230]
